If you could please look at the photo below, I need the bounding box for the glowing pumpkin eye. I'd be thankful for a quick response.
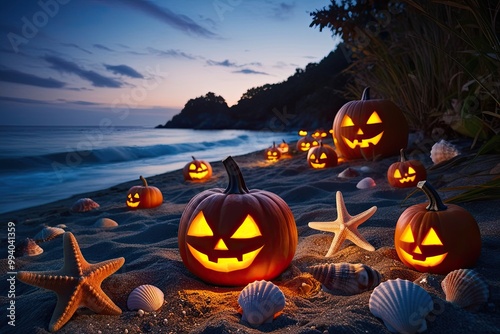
[394,170,402,178]
[421,228,443,245]
[187,211,213,236]
[310,154,316,160]
[408,167,416,174]
[320,153,327,159]
[134,193,140,199]
[341,115,355,127]
[267,151,272,155]
[201,163,207,170]
[321,133,327,138]
[273,152,277,156]
[189,164,196,170]
[400,224,414,243]
[366,111,382,124]
[231,215,262,239]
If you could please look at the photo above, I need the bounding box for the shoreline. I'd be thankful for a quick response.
[2,139,499,334]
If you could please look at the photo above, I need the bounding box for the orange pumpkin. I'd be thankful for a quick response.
[311,129,329,140]
[297,136,319,152]
[126,176,163,209]
[278,139,289,154]
[307,141,338,169]
[183,156,212,181]
[332,87,409,160]
[387,149,427,188]
[394,181,481,274]
[264,142,282,161]
[178,156,298,286]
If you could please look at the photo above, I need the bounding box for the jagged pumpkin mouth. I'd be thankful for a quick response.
[342,132,384,149]
[398,176,416,183]
[187,244,263,272]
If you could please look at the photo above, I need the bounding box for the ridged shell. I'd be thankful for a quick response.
[338,167,360,178]
[369,279,433,334]
[127,284,164,312]
[307,263,381,295]
[441,269,489,311]
[430,139,459,164]
[16,238,43,256]
[238,280,285,327]
[93,217,118,228]
[356,177,376,189]
[34,226,65,242]
[71,198,100,212]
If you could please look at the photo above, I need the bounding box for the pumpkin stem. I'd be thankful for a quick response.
[282,139,286,144]
[417,181,447,211]
[223,156,249,194]
[140,175,148,187]
[361,87,370,100]
[191,156,196,161]
[399,148,407,162]
[273,141,276,147]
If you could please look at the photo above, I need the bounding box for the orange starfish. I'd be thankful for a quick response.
[17,232,124,332]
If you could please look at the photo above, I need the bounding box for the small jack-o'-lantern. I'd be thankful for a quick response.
[332,87,409,160]
[387,149,427,188]
[394,181,481,274]
[126,176,163,209]
[178,156,298,286]
[183,156,212,181]
[278,139,289,154]
[311,129,329,140]
[297,136,319,152]
[264,142,282,161]
[307,141,338,169]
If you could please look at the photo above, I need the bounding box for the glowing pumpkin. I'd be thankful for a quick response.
[183,156,212,181]
[311,129,329,140]
[297,136,319,152]
[387,149,427,188]
[278,139,289,154]
[178,156,298,286]
[264,142,282,161]
[307,141,338,169]
[126,176,163,209]
[332,87,409,160]
[394,181,481,274]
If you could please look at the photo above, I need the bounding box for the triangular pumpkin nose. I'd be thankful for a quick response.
[357,128,364,135]
[414,245,422,254]
[214,238,228,250]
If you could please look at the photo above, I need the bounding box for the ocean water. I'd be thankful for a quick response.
[0,126,297,213]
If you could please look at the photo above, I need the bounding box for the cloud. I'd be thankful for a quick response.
[147,47,197,60]
[104,64,143,78]
[0,96,55,104]
[115,0,218,39]
[0,69,65,88]
[93,44,115,52]
[233,69,269,75]
[270,1,296,19]
[43,55,122,88]
[206,59,237,67]
[61,43,92,54]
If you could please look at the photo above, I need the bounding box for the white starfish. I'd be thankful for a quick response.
[308,191,377,256]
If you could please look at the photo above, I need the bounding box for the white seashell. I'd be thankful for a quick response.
[71,198,100,212]
[307,263,381,295]
[55,224,67,229]
[360,166,374,173]
[356,177,376,189]
[238,280,285,327]
[430,139,459,164]
[93,218,118,228]
[441,269,489,311]
[338,167,360,178]
[127,284,164,312]
[369,278,433,334]
[34,226,65,242]
[16,238,43,256]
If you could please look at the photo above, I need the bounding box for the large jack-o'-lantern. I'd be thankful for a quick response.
[332,87,409,160]
[126,176,163,209]
[387,149,427,188]
[183,156,212,181]
[394,181,481,274]
[178,157,298,286]
[307,141,338,169]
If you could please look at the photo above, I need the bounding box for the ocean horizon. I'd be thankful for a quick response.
[0,126,297,213]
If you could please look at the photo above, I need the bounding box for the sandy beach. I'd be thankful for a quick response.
[1,137,499,334]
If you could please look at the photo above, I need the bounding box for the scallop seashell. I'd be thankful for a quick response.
[238,280,285,327]
[430,139,459,164]
[441,269,489,311]
[71,198,100,212]
[127,284,164,312]
[16,238,43,256]
[307,263,381,295]
[33,226,65,242]
[369,278,433,334]
[93,217,118,228]
[356,177,376,189]
[338,167,360,178]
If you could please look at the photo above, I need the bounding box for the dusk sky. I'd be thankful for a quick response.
[0,0,340,126]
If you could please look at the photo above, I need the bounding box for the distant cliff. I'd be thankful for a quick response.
[157,46,349,131]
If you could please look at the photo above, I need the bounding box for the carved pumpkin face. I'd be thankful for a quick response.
[307,142,338,169]
[394,181,481,274]
[297,136,319,152]
[332,87,408,160]
[311,129,328,140]
[178,157,297,286]
[126,176,163,209]
[278,140,289,154]
[183,157,212,181]
[387,149,427,188]
[264,142,281,161]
